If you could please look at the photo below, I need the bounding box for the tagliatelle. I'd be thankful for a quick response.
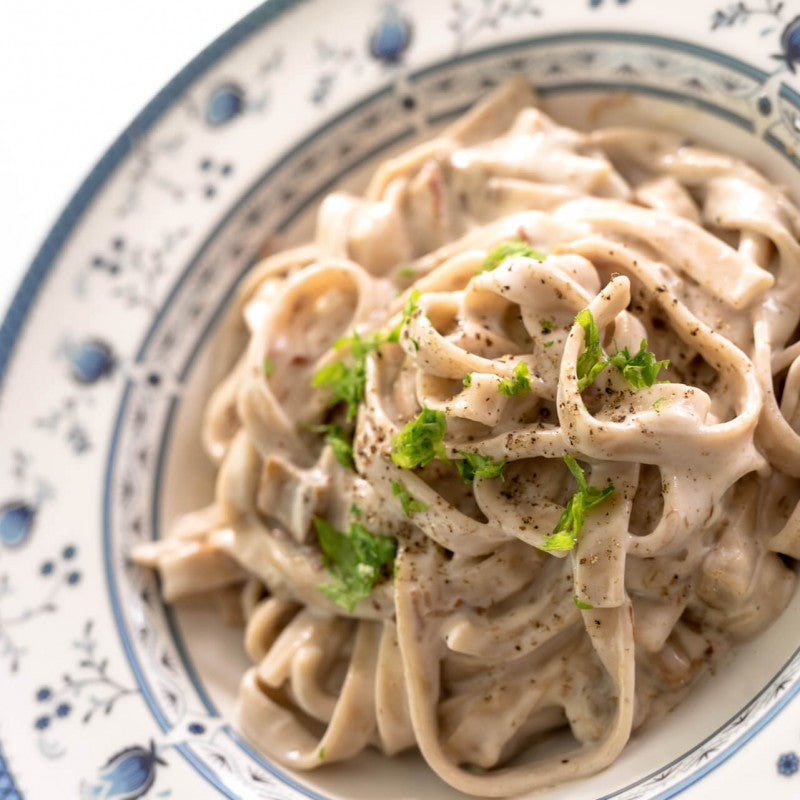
[134,77,800,796]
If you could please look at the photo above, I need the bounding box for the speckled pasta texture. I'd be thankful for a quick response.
[135,77,800,796]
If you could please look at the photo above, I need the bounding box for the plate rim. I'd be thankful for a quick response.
[0,0,301,396]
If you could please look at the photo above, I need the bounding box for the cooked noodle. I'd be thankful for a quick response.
[135,77,800,796]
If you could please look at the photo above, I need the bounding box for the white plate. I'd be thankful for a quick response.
[3,1,800,797]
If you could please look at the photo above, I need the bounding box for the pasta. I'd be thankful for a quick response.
[134,77,800,796]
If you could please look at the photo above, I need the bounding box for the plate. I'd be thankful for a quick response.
[3,1,800,797]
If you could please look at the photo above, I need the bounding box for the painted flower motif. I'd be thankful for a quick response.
[40,561,55,576]
[69,339,116,384]
[187,722,205,735]
[63,545,77,560]
[0,501,36,548]
[35,687,52,702]
[55,702,71,718]
[82,741,167,800]
[67,571,82,586]
[774,15,800,72]
[206,84,245,126]
[34,715,50,730]
[778,751,799,775]
[369,6,413,64]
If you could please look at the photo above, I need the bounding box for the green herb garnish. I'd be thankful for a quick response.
[391,408,448,469]
[387,289,421,343]
[309,423,354,469]
[314,517,397,612]
[574,596,594,610]
[576,309,609,392]
[396,265,417,279]
[455,451,507,483]
[608,340,670,389]
[311,343,370,422]
[262,356,275,378]
[498,362,531,397]
[574,310,669,392]
[462,373,472,387]
[318,747,326,761]
[540,318,555,333]
[350,503,362,517]
[313,292,421,419]
[541,456,615,551]
[544,340,555,348]
[391,480,428,515]
[479,239,546,273]
[652,396,669,412]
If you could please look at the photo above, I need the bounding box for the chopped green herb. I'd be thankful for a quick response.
[498,362,531,397]
[309,423,354,469]
[312,291,423,419]
[387,289,421,343]
[574,596,594,610]
[314,517,397,612]
[574,310,669,393]
[479,239,546,273]
[455,451,507,483]
[541,456,615,551]
[462,373,472,387]
[318,747,326,761]
[391,480,428,515]
[608,340,670,389]
[544,340,555,348]
[262,356,275,378]
[391,408,448,469]
[652,396,669,412]
[540,318,555,333]
[312,331,386,420]
[350,503,362,518]
[576,309,609,392]
[396,265,417,279]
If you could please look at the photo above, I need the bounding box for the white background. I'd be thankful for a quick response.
[0,1,259,321]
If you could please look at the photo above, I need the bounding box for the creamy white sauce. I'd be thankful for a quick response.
[134,77,800,796]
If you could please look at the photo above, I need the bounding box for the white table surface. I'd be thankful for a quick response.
[0,1,259,324]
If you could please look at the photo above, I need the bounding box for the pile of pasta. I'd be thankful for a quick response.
[135,78,800,796]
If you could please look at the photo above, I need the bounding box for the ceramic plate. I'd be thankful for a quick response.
[4,1,800,797]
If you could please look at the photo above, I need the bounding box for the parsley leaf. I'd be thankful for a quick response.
[391,408,448,469]
[574,311,669,393]
[608,340,670,389]
[574,596,594,610]
[479,239,546,273]
[311,359,365,421]
[387,289,421,343]
[314,517,397,612]
[576,309,609,392]
[391,480,428,515]
[540,318,555,333]
[462,373,472,387]
[544,340,555,348]
[314,292,423,419]
[455,451,507,483]
[498,362,531,396]
[541,455,615,551]
[309,423,354,469]
[262,356,275,378]
[396,265,417,279]
[652,396,669,412]
[311,330,386,420]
